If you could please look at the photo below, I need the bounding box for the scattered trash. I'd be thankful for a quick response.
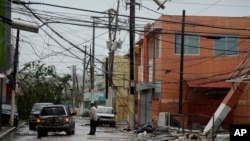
[137,122,154,134]
[186,133,202,140]
[138,131,147,136]
[172,133,205,141]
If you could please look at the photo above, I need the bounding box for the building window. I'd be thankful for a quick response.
[149,38,154,59]
[213,34,239,56]
[149,39,154,82]
[140,47,144,65]
[175,33,199,55]
[156,35,161,57]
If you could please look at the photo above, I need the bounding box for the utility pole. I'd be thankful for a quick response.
[105,57,109,99]
[9,21,39,127]
[128,0,136,130]
[72,65,76,111]
[91,17,97,103]
[179,10,185,114]
[10,29,20,127]
[107,8,114,107]
[113,1,120,45]
[1,1,38,127]
[0,77,4,130]
[107,1,120,108]
[82,46,87,110]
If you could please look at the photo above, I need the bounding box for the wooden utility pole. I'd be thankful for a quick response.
[179,10,185,114]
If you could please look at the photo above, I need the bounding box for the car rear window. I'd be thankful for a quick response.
[32,103,53,111]
[40,107,65,115]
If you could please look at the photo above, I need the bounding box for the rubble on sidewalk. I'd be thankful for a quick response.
[172,133,207,141]
[114,121,230,141]
[132,125,229,141]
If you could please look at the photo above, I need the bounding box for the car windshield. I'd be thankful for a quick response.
[97,107,113,114]
[40,107,65,115]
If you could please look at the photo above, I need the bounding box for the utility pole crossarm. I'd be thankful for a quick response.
[153,0,170,10]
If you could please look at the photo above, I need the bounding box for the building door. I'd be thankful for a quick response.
[139,89,152,125]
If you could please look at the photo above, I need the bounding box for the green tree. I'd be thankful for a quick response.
[17,61,71,119]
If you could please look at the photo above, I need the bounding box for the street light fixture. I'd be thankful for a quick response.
[12,19,39,33]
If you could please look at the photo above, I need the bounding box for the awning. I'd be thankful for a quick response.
[186,79,232,88]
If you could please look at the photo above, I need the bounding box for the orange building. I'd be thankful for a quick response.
[135,15,250,131]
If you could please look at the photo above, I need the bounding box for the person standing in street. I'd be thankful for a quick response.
[88,103,97,135]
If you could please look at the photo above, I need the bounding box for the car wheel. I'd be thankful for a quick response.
[110,122,116,127]
[37,130,43,138]
[43,131,48,136]
[71,129,75,135]
[66,129,72,135]
[14,120,19,127]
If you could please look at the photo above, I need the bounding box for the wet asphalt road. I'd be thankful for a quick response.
[0,117,161,141]
[0,117,230,141]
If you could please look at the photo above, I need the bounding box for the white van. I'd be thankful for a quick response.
[96,106,116,127]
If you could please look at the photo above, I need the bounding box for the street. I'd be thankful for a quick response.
[0,117,160,141]
[0,116,231,141]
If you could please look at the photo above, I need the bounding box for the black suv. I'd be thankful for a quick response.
[1,103,19,127]
[29,102,53,130]
[36,105,76,138]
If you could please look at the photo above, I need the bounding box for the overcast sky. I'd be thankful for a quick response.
[11,0,250,75]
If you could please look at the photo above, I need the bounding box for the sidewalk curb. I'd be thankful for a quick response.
[0,127,16,138]
[0,122,26,138]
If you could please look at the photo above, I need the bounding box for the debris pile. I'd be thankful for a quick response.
[172,133,206,141]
